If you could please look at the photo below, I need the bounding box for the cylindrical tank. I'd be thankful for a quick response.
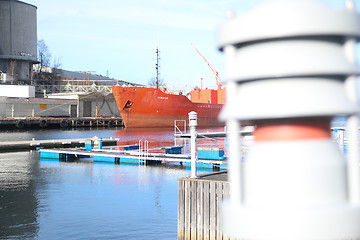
[0,0,37,81]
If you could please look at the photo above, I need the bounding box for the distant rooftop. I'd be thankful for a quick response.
[60,69,116,81]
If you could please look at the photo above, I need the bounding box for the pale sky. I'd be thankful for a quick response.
[26,0,353,91]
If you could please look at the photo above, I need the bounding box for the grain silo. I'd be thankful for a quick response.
[0,0,37,82]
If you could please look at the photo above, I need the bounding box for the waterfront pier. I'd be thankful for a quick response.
[0,137,118,152]
[0,117,123,129]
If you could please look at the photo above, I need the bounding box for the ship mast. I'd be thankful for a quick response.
[155,48,160,89]
[191,43,222,90]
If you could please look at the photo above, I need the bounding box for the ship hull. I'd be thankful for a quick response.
[112,86,223,128]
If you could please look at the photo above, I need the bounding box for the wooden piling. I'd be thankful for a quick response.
[178,171,235,240]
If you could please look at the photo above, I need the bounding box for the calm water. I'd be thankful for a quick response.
[0,127,225,239]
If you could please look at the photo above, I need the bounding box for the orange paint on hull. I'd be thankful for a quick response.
[112,86,224,128]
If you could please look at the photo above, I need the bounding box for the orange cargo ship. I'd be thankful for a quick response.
[112,86,225,128]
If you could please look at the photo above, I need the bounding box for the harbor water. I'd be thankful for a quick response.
[0,127,225,239]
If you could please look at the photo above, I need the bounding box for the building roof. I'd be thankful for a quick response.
[60,69,116,81]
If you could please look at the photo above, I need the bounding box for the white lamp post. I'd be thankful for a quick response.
[189,111,198,178]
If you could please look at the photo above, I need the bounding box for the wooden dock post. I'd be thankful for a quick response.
[178,171,234,240]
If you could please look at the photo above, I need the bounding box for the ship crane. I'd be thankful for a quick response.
[191,43,222,90]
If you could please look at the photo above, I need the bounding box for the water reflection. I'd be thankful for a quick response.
[0,127,225,239]
[0,152,39,239]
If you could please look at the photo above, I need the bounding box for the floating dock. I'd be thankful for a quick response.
[39,145,228,169]
[0,137,118,152]
[174,127,254,138]
[175,127,350,139]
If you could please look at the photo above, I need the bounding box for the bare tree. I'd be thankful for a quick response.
[37,39,51,74]
[148,77,165,87]
[34,40,63,91]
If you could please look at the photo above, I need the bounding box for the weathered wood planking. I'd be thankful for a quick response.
[178,180,185,240]
[185,180,191,240]
[196,181,204,240]
[178,172,233,240]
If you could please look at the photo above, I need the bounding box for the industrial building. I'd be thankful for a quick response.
[46,91,120,118]
[0,0,37,83]
[0,85,120,118]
